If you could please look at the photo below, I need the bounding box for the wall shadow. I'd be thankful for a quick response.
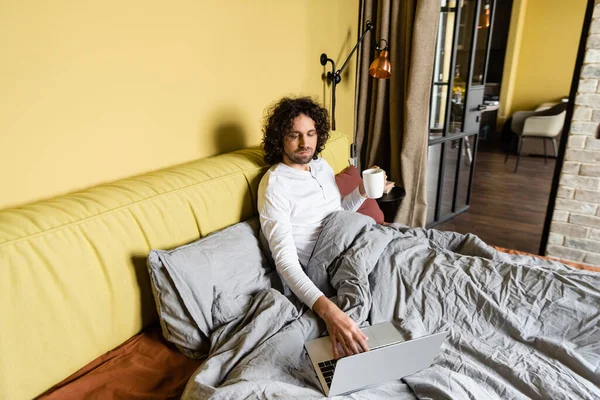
[132,255,159,328]
[204,106,250,155]
[336,29,353,82]
[213,122,247,155]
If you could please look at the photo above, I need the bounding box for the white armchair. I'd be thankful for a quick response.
[504,102,568,172]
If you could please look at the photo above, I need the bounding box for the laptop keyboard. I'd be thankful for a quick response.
[317,344,391,388]
[318,359,338,388]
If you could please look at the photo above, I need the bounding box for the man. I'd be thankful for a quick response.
[257,96,372,359]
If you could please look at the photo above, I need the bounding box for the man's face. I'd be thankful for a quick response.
[282,113,318,170]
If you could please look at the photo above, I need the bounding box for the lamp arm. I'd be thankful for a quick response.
[319,20,374,132]
[337,20,374,77]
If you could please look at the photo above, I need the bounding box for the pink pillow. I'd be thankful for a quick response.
[335,166,385,224]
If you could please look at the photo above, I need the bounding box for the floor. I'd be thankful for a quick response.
[435,141,556,255]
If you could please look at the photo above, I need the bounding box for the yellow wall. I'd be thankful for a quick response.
[0,0,359,209]
[499,0,586,121]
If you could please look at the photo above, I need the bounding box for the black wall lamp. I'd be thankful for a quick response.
[320,20,391,163]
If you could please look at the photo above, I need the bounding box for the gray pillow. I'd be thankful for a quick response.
[147,218,274,358]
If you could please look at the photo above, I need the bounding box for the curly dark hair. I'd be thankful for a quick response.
[262,97,330,165]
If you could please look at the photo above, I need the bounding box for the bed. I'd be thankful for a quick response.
[143,211,598,399]
[9,132,597,400]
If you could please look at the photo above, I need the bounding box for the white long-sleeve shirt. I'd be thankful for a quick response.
[257,158,366,308]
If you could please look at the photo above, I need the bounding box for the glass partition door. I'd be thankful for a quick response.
[426,0,495,227]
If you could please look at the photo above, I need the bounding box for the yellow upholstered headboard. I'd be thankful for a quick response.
[0,131,349,399]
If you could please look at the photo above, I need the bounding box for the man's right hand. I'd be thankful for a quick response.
[312,296,369,359]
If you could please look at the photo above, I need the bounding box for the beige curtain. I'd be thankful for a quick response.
[354,0,440,226]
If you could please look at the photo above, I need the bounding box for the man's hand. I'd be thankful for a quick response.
[313,296,369,359]
[359,181,367,198]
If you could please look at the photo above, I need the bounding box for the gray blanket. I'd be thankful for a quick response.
[183,211,600,399]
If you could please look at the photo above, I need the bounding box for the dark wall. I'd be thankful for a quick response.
[487,0,514,85]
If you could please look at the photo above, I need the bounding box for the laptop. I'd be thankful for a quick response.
[304,322,447,397]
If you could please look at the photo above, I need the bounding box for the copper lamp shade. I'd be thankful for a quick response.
[369,49,392,79]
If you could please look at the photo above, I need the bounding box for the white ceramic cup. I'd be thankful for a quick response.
[362,168,385,198]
